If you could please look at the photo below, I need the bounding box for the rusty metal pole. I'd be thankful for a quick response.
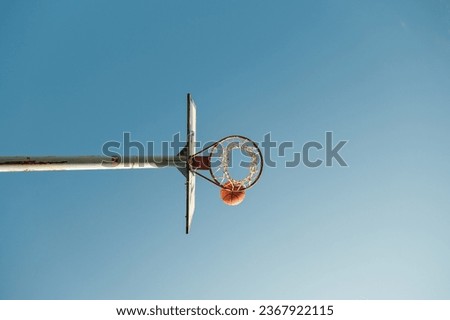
[0,155,186,172]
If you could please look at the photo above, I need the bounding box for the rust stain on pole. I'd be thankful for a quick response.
[111,156,120,164]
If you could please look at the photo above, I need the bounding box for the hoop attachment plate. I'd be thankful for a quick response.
[190,156,211,170]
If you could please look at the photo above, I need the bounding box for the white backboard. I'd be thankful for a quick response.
[186,93,196,234]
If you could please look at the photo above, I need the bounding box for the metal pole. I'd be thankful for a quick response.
[0,155,186,172]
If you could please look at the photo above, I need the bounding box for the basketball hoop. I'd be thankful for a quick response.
[188,135,263,192]
[0,94,263,232]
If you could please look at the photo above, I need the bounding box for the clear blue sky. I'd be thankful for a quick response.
[1,0,450,299]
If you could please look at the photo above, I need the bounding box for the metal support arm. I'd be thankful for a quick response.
[0,156,186,172]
